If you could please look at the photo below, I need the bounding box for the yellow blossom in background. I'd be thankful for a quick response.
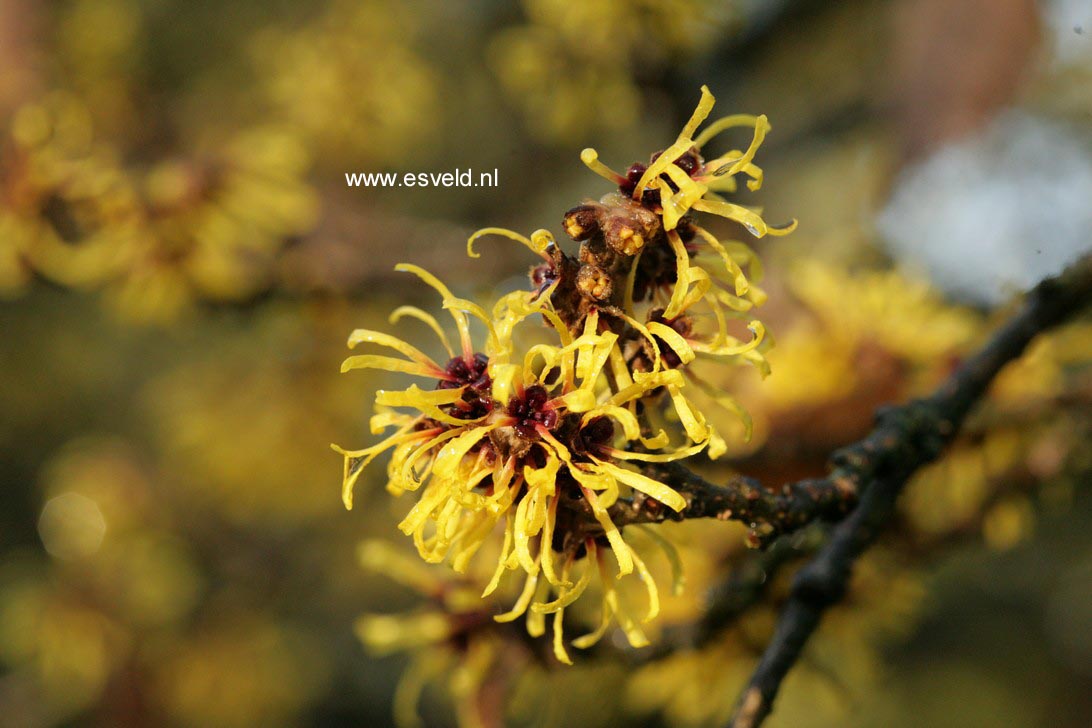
[144,307,363,527]
[490,0,734,142]
[0,94,139,295]
[356,537,652,728]
[252,0,440,166]
[751,258,981,412]
[788,260,980,364]
[0,574,128,723]
[55,0,145,137]
[354,540,510,728]
[989,321,1092,404]
[0,440,202,725]
[107,125,317,322]
[0,94,317,320]
[628,549,925,727]
[692,260,986,458]
[154,614,327,728]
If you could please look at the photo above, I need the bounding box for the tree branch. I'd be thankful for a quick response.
[727,252,1092,728]
[609,465,853,546]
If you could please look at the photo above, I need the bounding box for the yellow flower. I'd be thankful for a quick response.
[253,0,439,166]
[547,88,794,405]
[788,260,979,364]
[354,540,504,728]
[0,95,317,321]
[1,94,139,295]
[580,85,797,236]
[335,266,700,662]
[337,87,795,664]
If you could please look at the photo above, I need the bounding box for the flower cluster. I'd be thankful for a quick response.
[0,94,317,320]
[335,87,794,661]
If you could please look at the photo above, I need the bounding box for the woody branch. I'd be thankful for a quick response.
[726,251,1092,728]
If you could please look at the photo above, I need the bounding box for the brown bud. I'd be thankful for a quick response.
[599,193,660,257]
[578,236,612,267]
[604,219,645,256]
[576,264,612,302]
[562,204,601,242]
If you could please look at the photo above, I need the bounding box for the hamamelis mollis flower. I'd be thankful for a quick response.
[333,266,697,662]
[354,541,502,728]
[571,85,794,379]
[337,87,793,664]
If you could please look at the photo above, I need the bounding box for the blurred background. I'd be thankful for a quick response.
[1,0,1090,726]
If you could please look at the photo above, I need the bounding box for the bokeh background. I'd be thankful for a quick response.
[1,1,1090,726]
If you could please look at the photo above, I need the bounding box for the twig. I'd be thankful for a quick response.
[727,252,1092,728]
[609,465,853,546]
[631,528,824,664]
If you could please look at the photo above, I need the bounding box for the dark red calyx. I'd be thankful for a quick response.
[506,384,559,438]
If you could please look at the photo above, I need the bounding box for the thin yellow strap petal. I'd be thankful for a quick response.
[389,306,454,358]
[629,547,661,622]
[693,226,749,295]
[572,551,616,649]
[375,385,465,408]
[694,113,761,149]
[595,460,687,512]
[533,547,594,614]
[494,567,540,623]
[632,140,694,202]
[581,485,633,576]
[647,321,696,365]
[347,329,441,369]
[340,354,445,378]
[482,514,515,597]
[467,227,551,259]
[608,440,707,463]
[637,525,685,596]
[663,229,692,319]
[552,608,572,665]
[679,85,716,142]
[396,263,475,358]
[580,148,627,185]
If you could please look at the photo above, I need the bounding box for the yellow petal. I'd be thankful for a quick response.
[432,424,499,480]
[347,329,441,369]
[396,263,475,358]
[637,525,685,596]
[533,546,594,614]
[467,227,551,259]
[580,148,626,184]
[340,354,444,378]
[494,567,540,623]
[629,547,660,622]
[694,113,763,149]
[594,460,687,512]
[648,321,696,365]
[389,306,454,358]
[552,609,573,665]
[608,440,707,463]
[555,387,597,413]
[581,486,633,575]
[482,513,515,598]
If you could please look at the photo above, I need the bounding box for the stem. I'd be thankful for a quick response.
[727,252,1092,728]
